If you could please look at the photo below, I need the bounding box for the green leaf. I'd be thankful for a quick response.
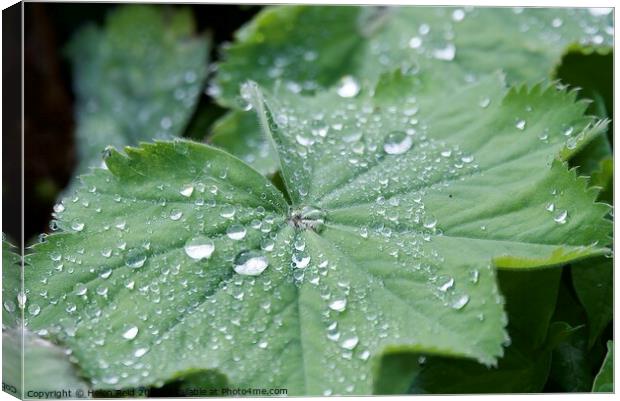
[2,329,90,398]
[378,268,562,394]
[212,6,612,175]
[26,68,610,395]
[589,157,613,203]
[592,341,613,392]
[214,6,612,107]
[210,110,279,176]
[67,5,209,178]
[572,257,613,347]
[3,237,22,328]
[554,45,613,123]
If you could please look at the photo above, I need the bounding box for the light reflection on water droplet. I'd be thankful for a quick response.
[329,298,347,312]
[383,131,413,155]
[184,237,215,260]
[234,250,269,276]
[226,224,247,240]
[337,76,360,98]
[122,325,139,340]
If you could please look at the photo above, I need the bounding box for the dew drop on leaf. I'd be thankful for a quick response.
[233,250,269,276]
[341,336,359,350]
[329,298,347,312]
[479,97,491,108]
[554,210,568,224]
[226,224,247,240]
[71,220,85,232]
[450,294,470,310]
[28,303,41,316]
[515,119,526,130]
[134,347,149,358]
[383,131,413,155]
[169,209,183,220]
[336,75,360,98]
[432,43,456,61]
[408,36,422,48]
[125,249,147,269]
[180,184,194,197]
[122,325,139,340]
[184,237,215,260]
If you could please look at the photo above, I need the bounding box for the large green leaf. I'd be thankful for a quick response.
[592,341,613,392]
[3,330,90,398]
[67,5,209,178]
[210,110,279,176]
[3,238,22,329]
[214,6,612,107]
[26,68,610,395]
[376,268,563,394]
[211,6,612,174]
[572,257,613,347]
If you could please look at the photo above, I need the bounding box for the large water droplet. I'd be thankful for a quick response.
[433,43,456,61]
[450,294,470,310]
[180,184,194,197]
[71,220,85,232]
[226,224,247,241]
[341,336,359,350]
[234,250,269,276]
[337,76,360,98]
[383,131,413,155]
[329,298,347,312]
[122,325,139,340]
[184,237,215,260]
[554,210,568,224]
[125,249,147,269]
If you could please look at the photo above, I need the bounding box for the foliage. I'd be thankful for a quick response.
[6,4,613,397]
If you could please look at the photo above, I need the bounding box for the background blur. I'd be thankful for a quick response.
[4,2,261,246]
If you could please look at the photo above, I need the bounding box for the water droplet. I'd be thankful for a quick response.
[437,276,455,292]
[122,325,139,340]
[293,252,311,269]
[234,250,269,276]
[554,210,568,224]
[220,206,236,219]
[169,209,183,221]
[28,303,41,316]
[134,347,149,358]
[423,216,437,229]
[71,220,84,232]
[341,336,359,350]
[53,203,65,213]
[452,9,465,21]
[260,238,275,252]
[125,249,147,269]
[450,294,470,310]
[184,237,215,260]
[408,36,422,49]
[329,298,347,312]
[180,184,194,197]
[226,224,247,240]
[479,97,491,108]
[383,131,413,155]
[337,76,360,98]
[433,43,456,61]
[75,283,88,295]
[515,119,526,130]
[546,202,555,212]
[296,134,314,147]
